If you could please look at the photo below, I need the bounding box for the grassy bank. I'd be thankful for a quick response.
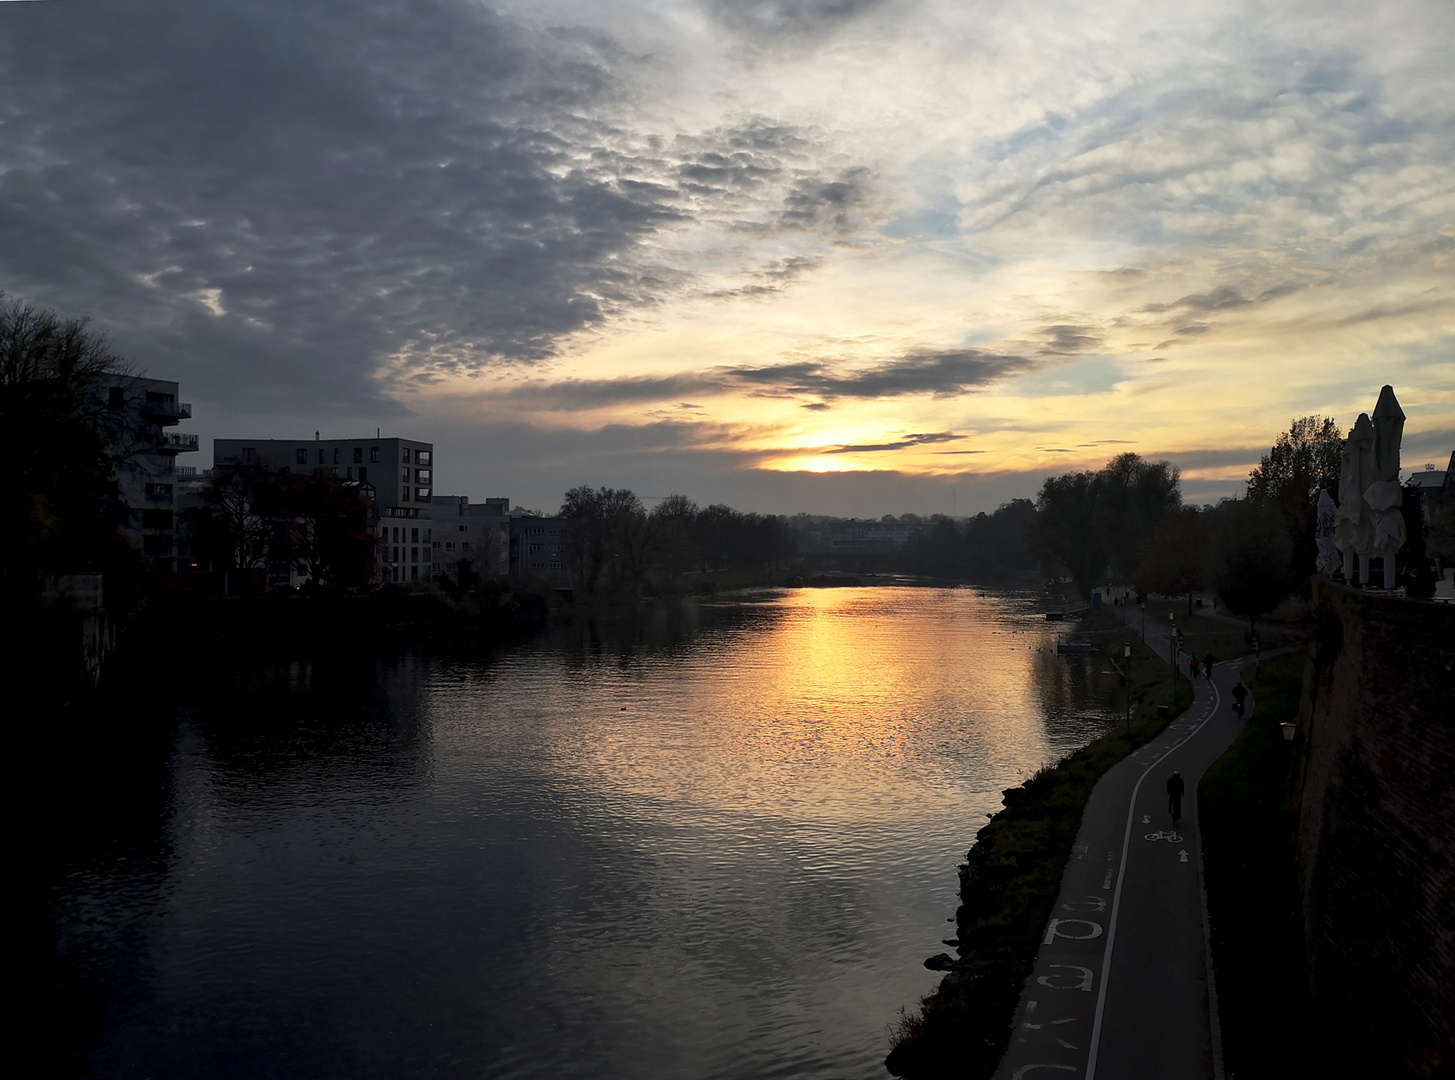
[886,609,1193,1079]
[1200,651,1314,1079]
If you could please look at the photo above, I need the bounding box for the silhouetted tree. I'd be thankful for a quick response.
[649,494,698,580]
[560,485,646,594]
[1,295,134,590]
[1134,507,1211,617]
[1246,415,1343,592]
[291,472,377,587]
[1032,454,1181,597]
[1095,452,1182,581]
[1212,500,1293,634]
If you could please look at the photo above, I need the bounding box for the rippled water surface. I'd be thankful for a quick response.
[49,587,1122,1079]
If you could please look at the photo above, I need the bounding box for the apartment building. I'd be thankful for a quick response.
[212,435,437,584]
[99,375,199,572]
[432,496,511,581]
[510,514,570,581]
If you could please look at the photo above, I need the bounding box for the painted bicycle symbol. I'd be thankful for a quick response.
[1143,830,1184,843]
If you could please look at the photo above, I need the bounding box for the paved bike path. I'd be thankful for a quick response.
[994,615,1251,1080]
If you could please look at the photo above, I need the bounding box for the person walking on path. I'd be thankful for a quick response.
[1204,651,1216,678]
[1167,769,1185,826]
[1232,680,1248,716]
[1189,654,1201,679]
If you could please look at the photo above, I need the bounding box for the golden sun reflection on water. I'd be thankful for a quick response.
[443,587,1121,832]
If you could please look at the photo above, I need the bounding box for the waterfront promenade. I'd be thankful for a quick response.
[994,610,1251,1080]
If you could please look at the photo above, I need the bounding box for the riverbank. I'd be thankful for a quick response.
[885,609,1194,1078]
[1200,652,1314,1078]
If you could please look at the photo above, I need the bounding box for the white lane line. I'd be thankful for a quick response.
[1084,674,1223,1080]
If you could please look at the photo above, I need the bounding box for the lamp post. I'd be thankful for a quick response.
[1139,600,1145,640]
[1124,642,1133,732]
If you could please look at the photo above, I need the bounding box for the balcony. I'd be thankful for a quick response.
[160,432,200,453]
[142,397,193,422]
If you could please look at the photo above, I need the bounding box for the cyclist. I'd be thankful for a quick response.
[1167,770,1185,826]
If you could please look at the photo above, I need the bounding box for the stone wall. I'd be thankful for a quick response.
[1292,581,1454,1077]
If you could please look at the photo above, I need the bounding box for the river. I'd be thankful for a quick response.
[45,586,1122,1079]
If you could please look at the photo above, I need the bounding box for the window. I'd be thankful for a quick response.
[424,529,431,541]
[411,528,419,543]
[296,448,308,465]
[243,447,256,463]
[411,565,419,581]
[370,447,380,463]
[417,450,432,466]
[445,542,455,551]
[463,542,471,550]
[353,447,362,464]
[331,467,340,476]
[402,468,411,483]
[416,488,431,501]
[402,447,411,464]
[333,448,340,464]
[346,467,353,479]
[458,524,467,532]
[142,509,173,530]
[358,467,367,481]
[403,487,410,501]
[415,469,431,483]
[144,483,173,502]
[319,448,326,465]
[392,566,399,582]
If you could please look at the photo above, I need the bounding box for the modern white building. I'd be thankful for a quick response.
[98,375,199,572]
[212,435,437,584]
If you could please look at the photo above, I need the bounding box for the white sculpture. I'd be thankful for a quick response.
[1332,385,1406,589]
[1366,384,1406,589]
[1334,413,1376,583]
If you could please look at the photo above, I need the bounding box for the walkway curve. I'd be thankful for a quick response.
[993,608,1253,1080]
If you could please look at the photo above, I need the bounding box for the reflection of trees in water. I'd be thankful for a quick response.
[1031,649,1120,728]
[552,595,790,676]
[175,647,433,802]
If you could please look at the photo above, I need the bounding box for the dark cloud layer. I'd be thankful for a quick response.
[507,347,1034,409]
[0,0,870,419]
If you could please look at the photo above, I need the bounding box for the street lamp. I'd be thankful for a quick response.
[1281,722,1296,741]
[1124,643,1133,732]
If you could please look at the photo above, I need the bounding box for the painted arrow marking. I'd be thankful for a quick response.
[1179,850,1189,863]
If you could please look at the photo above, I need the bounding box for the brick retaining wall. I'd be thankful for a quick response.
[1293,581,1454,1077]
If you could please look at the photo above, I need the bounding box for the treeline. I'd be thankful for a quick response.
[1032,426,1449,626]
[559,487,795,597]
[894,500,1040,580]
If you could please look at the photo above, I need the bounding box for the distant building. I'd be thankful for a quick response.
[431,495,510,581]
[212,435,436,585]
[98,375,199,572]
[510,514,571,581]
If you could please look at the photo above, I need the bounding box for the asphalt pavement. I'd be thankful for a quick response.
[993,607,1251,1080]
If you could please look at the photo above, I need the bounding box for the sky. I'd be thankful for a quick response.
[2,0,1452,517]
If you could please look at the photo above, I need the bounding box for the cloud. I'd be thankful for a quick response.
[702,0,891,38]
[1037,324,1103,354]
[0,1,882,416]
[504,347,1034,410]
[821,431,963,454]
